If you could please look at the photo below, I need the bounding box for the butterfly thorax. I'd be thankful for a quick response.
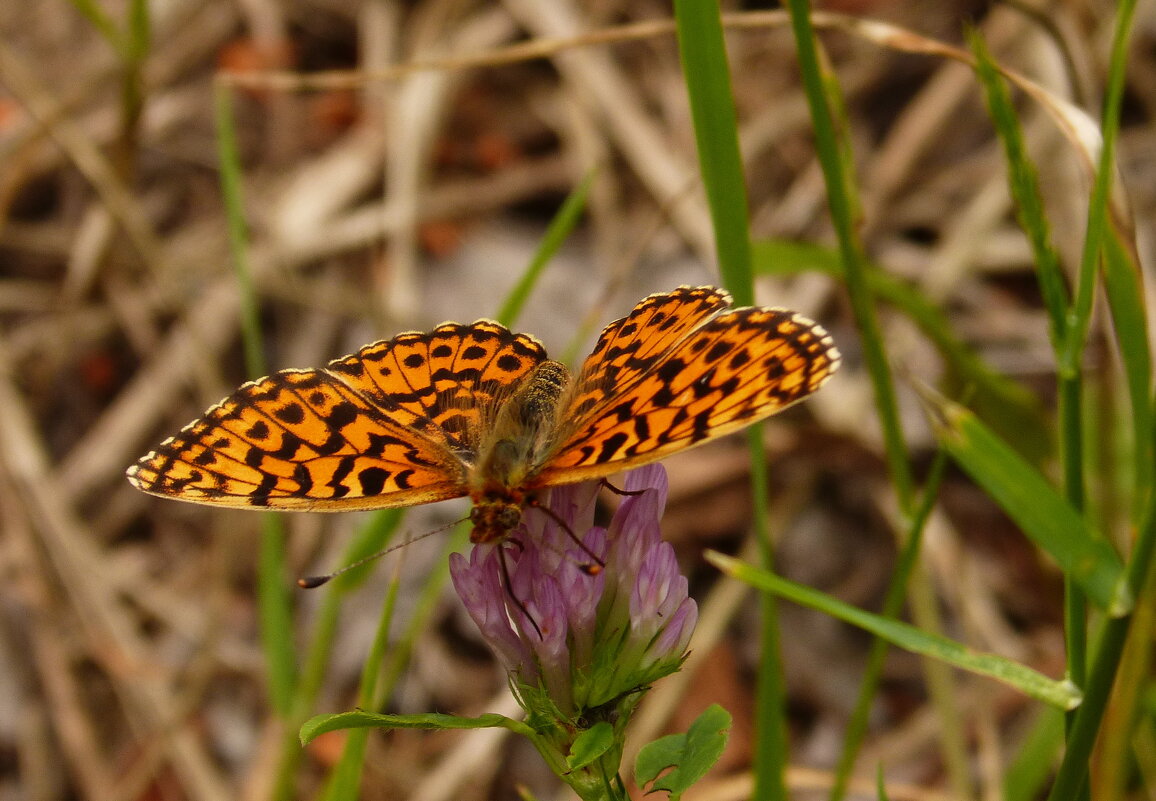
[468,359,571,543]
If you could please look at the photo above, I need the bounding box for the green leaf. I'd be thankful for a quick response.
[925,392,1132,615]
[707,552,1084,710]
[635,704,731,799]
[300,711,533,745]
[567,722,614,771]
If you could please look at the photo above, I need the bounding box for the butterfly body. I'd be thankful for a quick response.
[128,286,840,543]
[468,359,570,542]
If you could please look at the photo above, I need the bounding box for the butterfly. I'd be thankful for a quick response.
[127,286,840,542]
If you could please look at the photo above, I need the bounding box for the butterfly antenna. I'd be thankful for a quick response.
[297,517,463,589]
[529,501,605,575]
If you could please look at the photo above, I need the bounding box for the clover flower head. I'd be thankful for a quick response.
[448,465,696,797]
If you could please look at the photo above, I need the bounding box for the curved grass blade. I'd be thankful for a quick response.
[706,552,1082,710]
[923,391,1131,615]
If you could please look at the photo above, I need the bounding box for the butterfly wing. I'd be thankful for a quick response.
[128,321,548,510]
[326,320,548,460]
[530,302,840,486]
[562,286,733,422]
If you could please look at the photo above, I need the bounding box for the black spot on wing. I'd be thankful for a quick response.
[270,431,304,459]
[656,358,685,384]
[274,403,305,424]
[596,431,630,463]
[728,349,751,370]
[496,354,522,372]
[326,401,359,429]
[705,341,732,362]
[293,462,313,494]
[327,456,356,498]
[358,466,388,496]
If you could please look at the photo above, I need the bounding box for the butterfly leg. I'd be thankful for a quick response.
[498,543,543,639]
[527,499,605,575]
[599,477,645,497]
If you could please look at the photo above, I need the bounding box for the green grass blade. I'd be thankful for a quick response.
[257,518,297,715]
[1047,3,1152,786]
[1002,706,1065,801]
[1046,611,1130,800]
[706,552,1083,710]
[967,31,1102,702]
[782,0,913,512]
[215,80,298,715]
[1101,231,1153,520]
[62,0,124,54]
[125,0,150,63]
[672,0,752,301]
[214,82,267,381]
[1058,0,1136,375]
[672,5,788,799]
[1046,493,1156,798]
[264,509,405,801]
[495,168,596,328]
[925,392,1130,615]
[830,447,951,799]
[380,525,467,696]
[321,524,464,801]
[876,765,891,801]
[968,30,1068,343]
[320,544,405,801]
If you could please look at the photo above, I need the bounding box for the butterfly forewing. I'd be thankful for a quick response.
[128,369,469,509]
[531,306,840,485]
[564,286,732,420]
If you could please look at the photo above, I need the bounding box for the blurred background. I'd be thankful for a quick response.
[0,1,1153,800]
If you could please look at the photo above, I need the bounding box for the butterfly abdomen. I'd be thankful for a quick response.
[474,360,570,487]
[512,360,569,426]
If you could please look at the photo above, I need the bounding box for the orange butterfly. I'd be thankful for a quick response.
[128,286,839,542]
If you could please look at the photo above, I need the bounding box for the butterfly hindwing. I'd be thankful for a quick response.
[326,321,547,456]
